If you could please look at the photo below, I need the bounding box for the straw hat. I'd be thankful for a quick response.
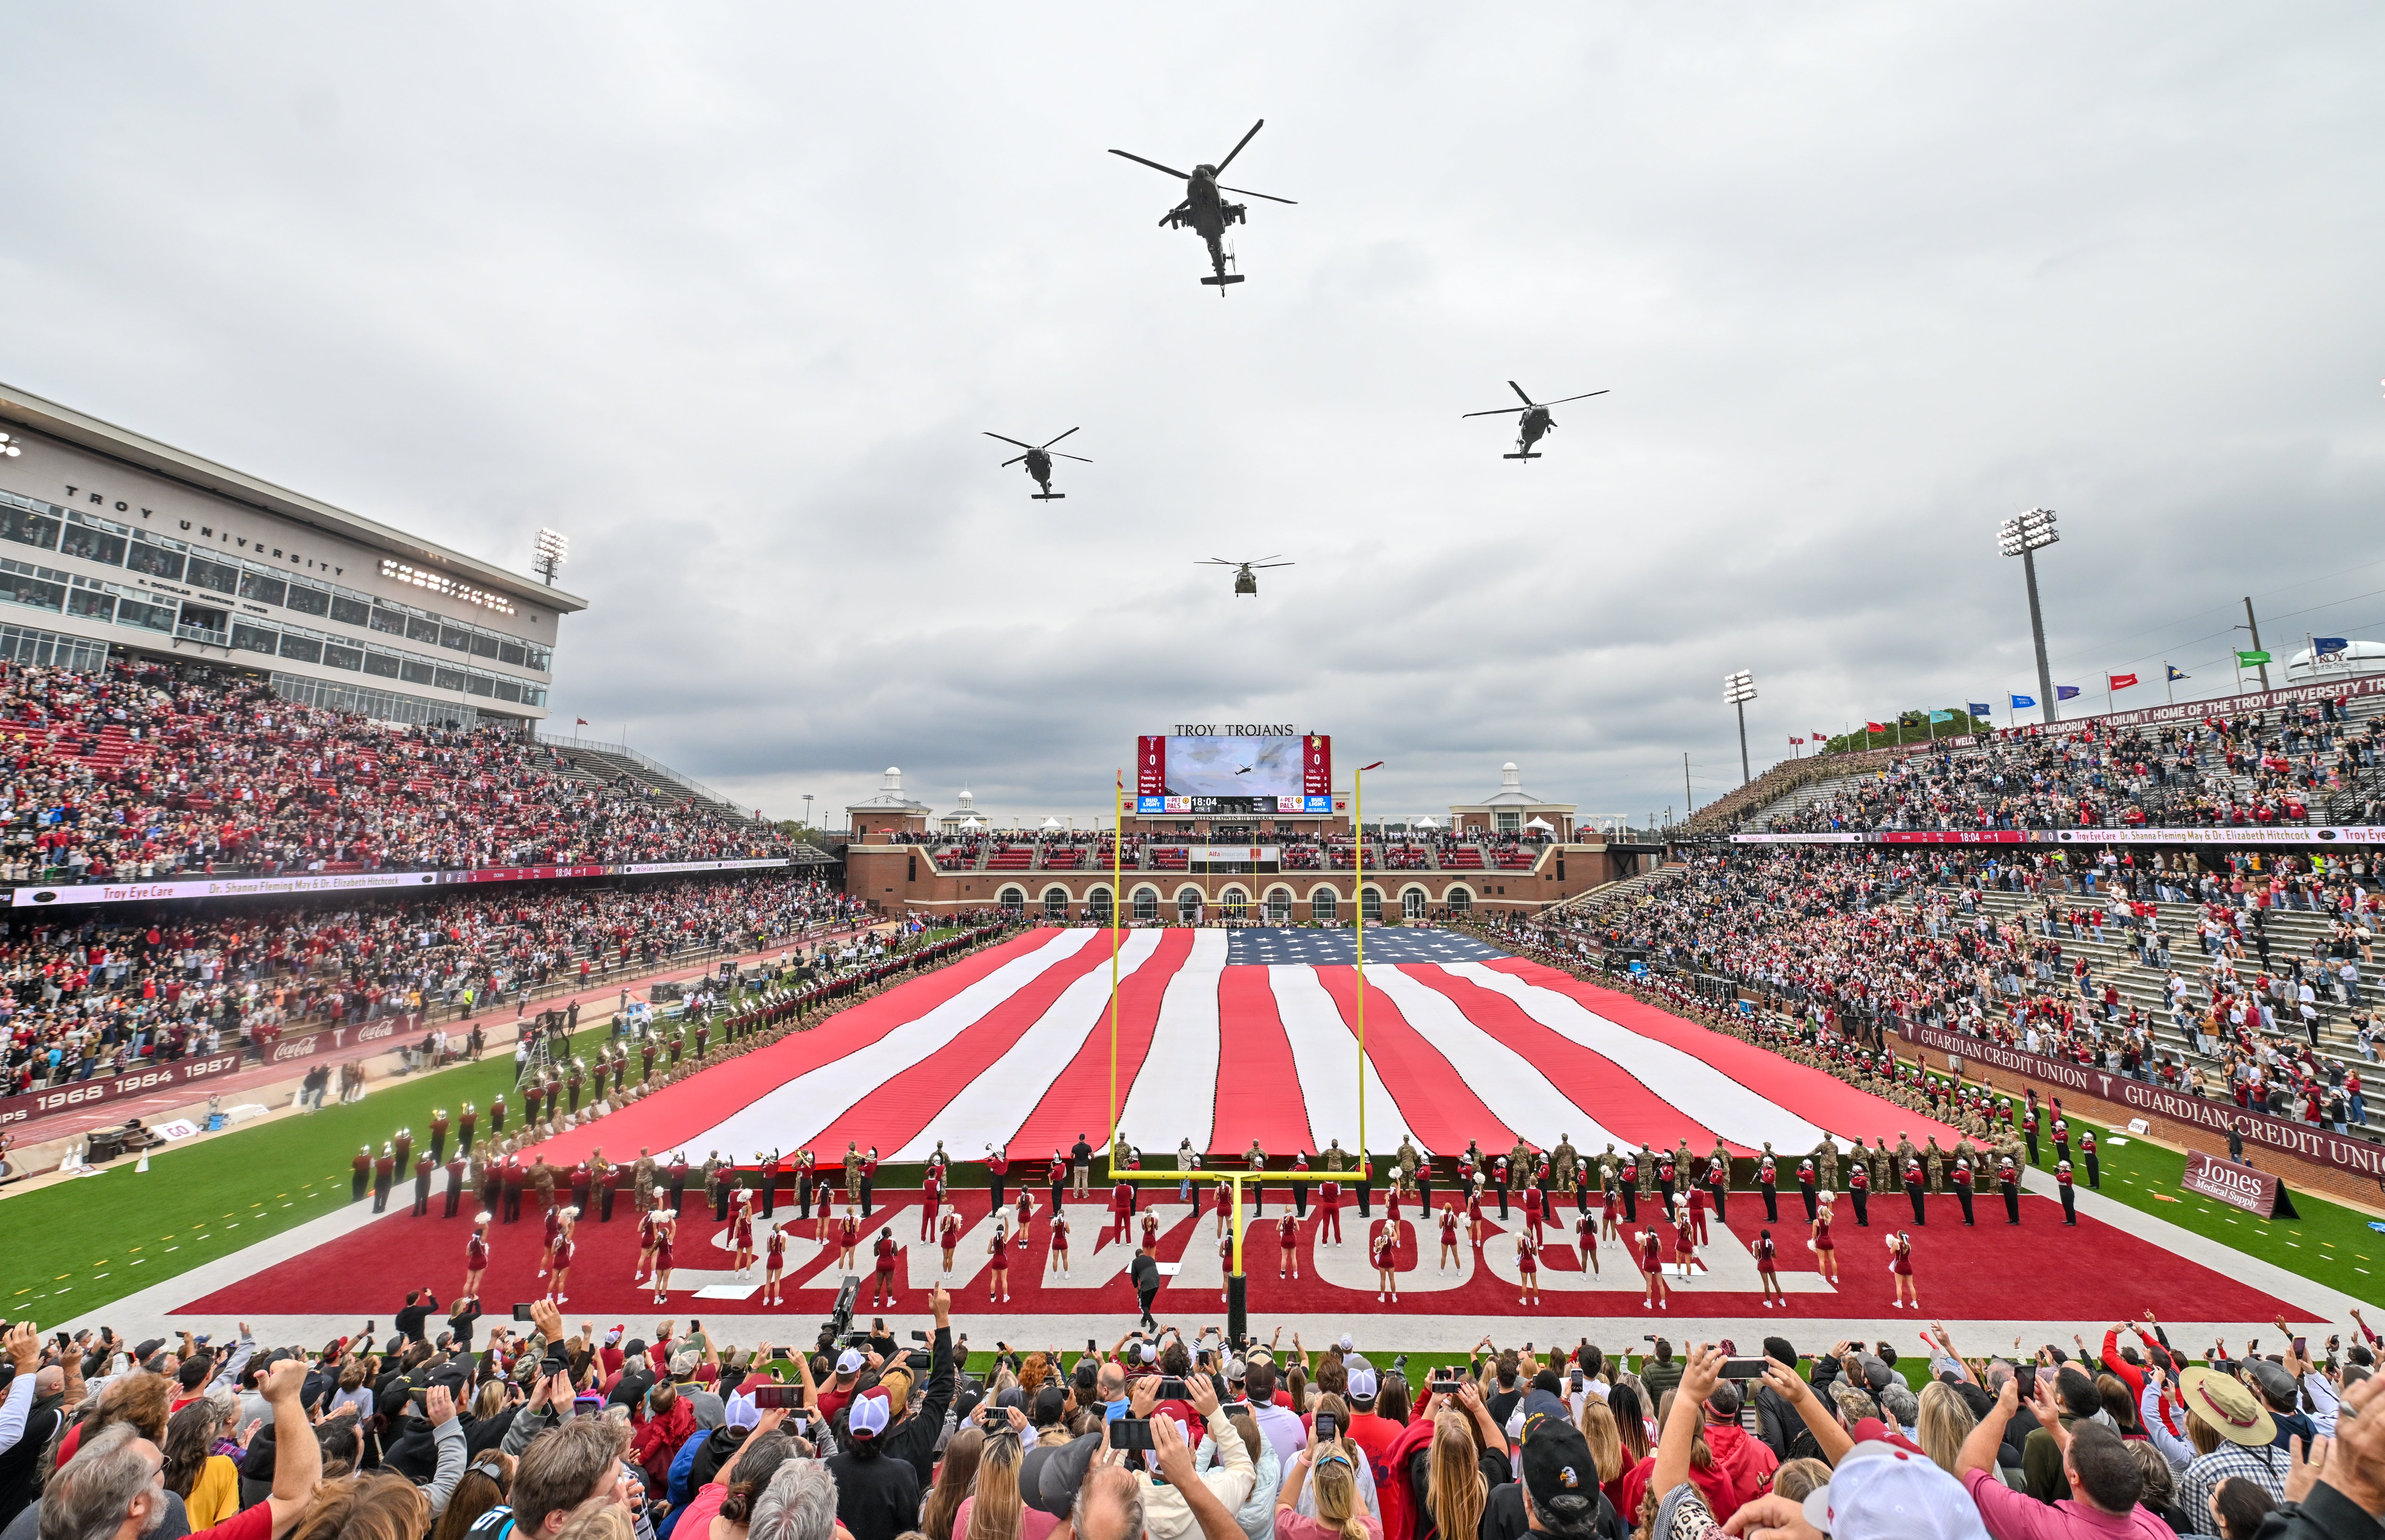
[2178,1367,2276,1447]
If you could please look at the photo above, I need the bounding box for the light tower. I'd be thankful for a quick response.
[534,528,570,586]
[1723,670,1757,787]
[1997,508,2060,725]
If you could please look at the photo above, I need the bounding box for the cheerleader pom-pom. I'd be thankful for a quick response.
[1806,1239,1818,1253]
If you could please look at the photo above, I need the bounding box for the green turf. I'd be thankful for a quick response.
[1911,1068,2385,1311]
[0,1019,625,1321]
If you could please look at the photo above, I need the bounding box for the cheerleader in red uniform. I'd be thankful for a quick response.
[837,1210,861,1269]
[1670,1198,1699,1280]
[1438,1202,1462,1272]
[1049,1211,1070,1278]
[651,1212,677,1303]
[987,1219,1010,1302]
[1515,1230,1541,1307]
[1371,1217,1401,1302]
[1522,1181,1544,1246]
[1810,1194,1839,1284]
[539,1201,563,1281]
[939,1209,963,1274]
[1141,1210,1161,1253]
[1755,1228,1784,1309]
[730,1192,756,1279]
[872,1226,900,1308]
[1467,1181,1487,1246]
[762,1222,788,1307]
[1278,1212,1301,1280]
[462,1213,491,1299]
[1637,1227,1669,1311]
[1600,1175,1623,1242]
[548,1210,577,1303]
[635,1208,658,1285]
[1574,1209,1599,1277]
[1888,1229,1918,1310]
[1014,1188,1034,1235]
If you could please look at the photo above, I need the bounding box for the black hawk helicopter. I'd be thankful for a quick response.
[982,428,1089,500]
[1200,555,1292,596]
[1462,381,1609,460]
[1110,120,1296,293]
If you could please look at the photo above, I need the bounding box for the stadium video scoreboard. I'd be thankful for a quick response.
[1137,731,1332,815]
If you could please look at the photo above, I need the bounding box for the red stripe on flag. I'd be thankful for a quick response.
[1307,966,1513,1154]
[520,927,1061,1167]
[1399,966,1729,1152]
[1011,929,1194,1157]
[1210,966,1315,1155]
[808,934,1118,1156]
[1481,959,1961,1144]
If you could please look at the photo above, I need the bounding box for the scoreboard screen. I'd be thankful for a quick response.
[1137,733,1331,815]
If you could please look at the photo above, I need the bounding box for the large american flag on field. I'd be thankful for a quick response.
[527,927,1951,1167]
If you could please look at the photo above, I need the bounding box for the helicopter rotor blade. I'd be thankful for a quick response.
[982,432,1038,451]
[1109,148,1195,181]
[1253,561,1295,569]
[1508,380,1537,407]
[1038,426,1082,450]
[1537,390,1611,407]
[1199,558,1236,566]
[1461,406,1531,418]
[1000,454,1029,468]
[1050,453,1093,464]
[1218,185,1298,205]
[1214,119,1264,174]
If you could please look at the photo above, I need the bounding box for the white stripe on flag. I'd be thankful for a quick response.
[1270,965,1415,1155]
[1445,962,1828,1150]
[1117,929,1227,1152]
[1367,964,1626,1152]
[689,928,1098,1155]
[894,929,1167,1158]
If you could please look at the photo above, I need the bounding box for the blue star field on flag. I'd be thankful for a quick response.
[1225,927,1513,966]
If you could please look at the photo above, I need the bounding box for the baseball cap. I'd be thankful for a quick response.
[1345,1357,1380,1403]
[723,1392,761,1432]
[1337,1334,1355,1352]
[1021,1431,1102,1519]
[1224,1358,1249,1384]
[1517,1413,1603,1539]
[1800,1439,1990,1540]
[835,1348,866,1376]
[624,1339,648,1359]
[848,1388,892,1441]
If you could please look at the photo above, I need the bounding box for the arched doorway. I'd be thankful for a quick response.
[1360,885,1383,922]
[1087,887,1114,924]
[1265,887,1294,923]
[1402,887,1428,919]
[998,886,1026,915]
[1177,887,1205,924]
[1132,886,1160,922]
[1219,887,1249,921]
[1310,889,1338,924]
[1042,887,1070,921]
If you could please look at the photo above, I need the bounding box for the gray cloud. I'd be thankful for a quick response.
[4,4,2380,828]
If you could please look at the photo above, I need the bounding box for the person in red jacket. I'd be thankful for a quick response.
[1110,1178,1135,1243]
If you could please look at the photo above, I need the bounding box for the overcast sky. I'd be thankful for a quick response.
[6,5,2382,828]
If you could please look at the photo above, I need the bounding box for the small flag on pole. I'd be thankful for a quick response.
[2010,694,2036,709]
[2056,685,2081,701]
[2315,637,2350,658]
[1928,710,1953,723]
[2236,649,2272,666]
[1865,721,1888,734]
[2165,666,2188,682]
[1968,702,1993,718]
[1789,736,1803,745]
[2108,672,2139,691]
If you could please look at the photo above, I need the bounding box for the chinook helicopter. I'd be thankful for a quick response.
[1462,381,1609,460]
[1200,556,1292,596]
[982,428,1089,500]
[1109,120,1297,293]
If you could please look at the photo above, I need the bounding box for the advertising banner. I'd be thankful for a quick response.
[615,859,793,876]
[2182,1150,2299,1218]
[11,871,438,908]
[1897,1018,2385,1179]
[0,1013,419,1131]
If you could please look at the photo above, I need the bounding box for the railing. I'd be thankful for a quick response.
[536,732,767,822]
[176,623,231,647]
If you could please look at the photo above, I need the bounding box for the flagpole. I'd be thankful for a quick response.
[1107,771,1123,1165]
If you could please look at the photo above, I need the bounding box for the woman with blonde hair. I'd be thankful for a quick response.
[1573,1399,1625,1489]
[1915,1379,1977,1475]
[955,1407,1047,1540]
[285,1472,430,1540]
[1416,1415,1485,1540]
[1275,1443,1380,1540]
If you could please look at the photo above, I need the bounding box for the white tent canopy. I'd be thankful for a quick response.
[1524,816,1555,831]
[1414,815,1439,829]
[1041,816,1064,830]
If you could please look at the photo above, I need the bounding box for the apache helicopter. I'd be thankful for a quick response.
[1109,120,1296,293]
[1462,381,1610,460]
[982,428,1089,500]
[1200,555,1292,596]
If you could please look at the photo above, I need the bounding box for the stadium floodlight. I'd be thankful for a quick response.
[534,527,570,586]
[1723,670,1756,787]
[1996,508,2060,725]
[0,432,20,458]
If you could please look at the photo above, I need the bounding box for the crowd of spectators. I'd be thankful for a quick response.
[1762,702,2381,836]
[0,660,797,886]
[1,875,870,1099]
[1494,843,2383,1137]
[3,1297,2378,1540]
